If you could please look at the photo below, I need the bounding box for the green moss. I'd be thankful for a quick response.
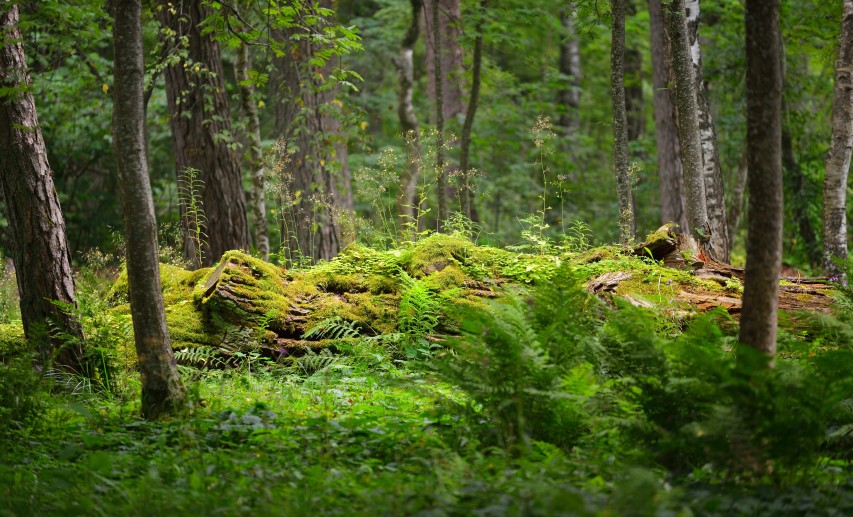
[0,322,25,358]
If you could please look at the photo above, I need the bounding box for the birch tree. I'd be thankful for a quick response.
[823,0,853,285]
[685,0,729,261]
[663,0,710,246]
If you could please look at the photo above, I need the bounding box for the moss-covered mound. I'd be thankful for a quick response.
[102,232,835,367]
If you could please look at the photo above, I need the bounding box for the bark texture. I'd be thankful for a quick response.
[158,0,250,267]
[823,0,853,284]
[664,0,709,245]
[459,1,485,221]
[0,5,85,370]
[431,0,448,228]
[685,0,729,261]
[648,0,688,231]
[610,0,635,244]
[558,9,581,135]
[112,0,186,419]
[395,0,424,233]
[740,0,783,356]
[236,43,269,262]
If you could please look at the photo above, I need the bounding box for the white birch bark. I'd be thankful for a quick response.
[823,0,853,284]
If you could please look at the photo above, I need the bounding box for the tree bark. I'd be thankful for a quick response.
[158,0,250,268]
[0,5,85,371]
[557,8,581,135]
[459,1,485,221]
[610,0,635,244]
[648,0,688,232]
[740,0,783,357]
[685,0,729,261]
[663,0,710,246]
[431,0,448,229]
[395,0,424,235]
[112,0,186,419]
[823,0,853,284]
[236,43,270,262]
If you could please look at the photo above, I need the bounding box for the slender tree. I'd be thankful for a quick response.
[610,0,634,244]
[236,43,270,261]
[648,0,688,231]
[823,0,853,285]
[739,0,783,356]
[395,0,424,233]
[685,0,730,261]
[459,0,486,221]
[663,0,710,246]
[431,0,448,228]
[158,0,250,267]
[0,5,85,370]
[112,0,186,418]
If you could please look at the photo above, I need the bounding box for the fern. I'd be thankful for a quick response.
[397,271,440,358]
[302,316,362,341]
[296,348,339,376]
[174,346,229,368]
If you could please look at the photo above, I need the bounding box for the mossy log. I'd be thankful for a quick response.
[101,231,844,367]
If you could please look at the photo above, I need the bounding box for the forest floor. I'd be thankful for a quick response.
[1,231,853,515]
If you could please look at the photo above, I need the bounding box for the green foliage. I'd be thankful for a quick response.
[0,348,48,435]
[396,271,440,359]
[178,167,208,268]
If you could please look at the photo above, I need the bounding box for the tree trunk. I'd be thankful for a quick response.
[236,43,270,262]
[663,0,710,245]
[112,0,186,419]
[0,5,85,371]
[823,0,853,284]
[610,0,635,244]
[459,1,485,221]
[431,0,448,229]
[558,8,581,135]
[648,0,688,232]
[395,0,424,235]
[158,0,250,268]
[685,0,730,261]
[740,0,783,357]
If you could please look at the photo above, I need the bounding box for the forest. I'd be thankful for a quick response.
[1,0,852,514]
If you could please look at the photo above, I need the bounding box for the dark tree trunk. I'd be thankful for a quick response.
[648,0,688,231]
[269,3,345,263]
[0,5,85,371]
[685,0,730,261]
[459,1,485,221]
[236,43,270,262]
[823,0,853,284]
[664,0,710,246]
[740,0,783,357]
[558,8,581,135]
[431,0,448,229]
[158,0,250,268]
[610,0,635,244]
[395,0,424,235]
[112,0,186,419]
